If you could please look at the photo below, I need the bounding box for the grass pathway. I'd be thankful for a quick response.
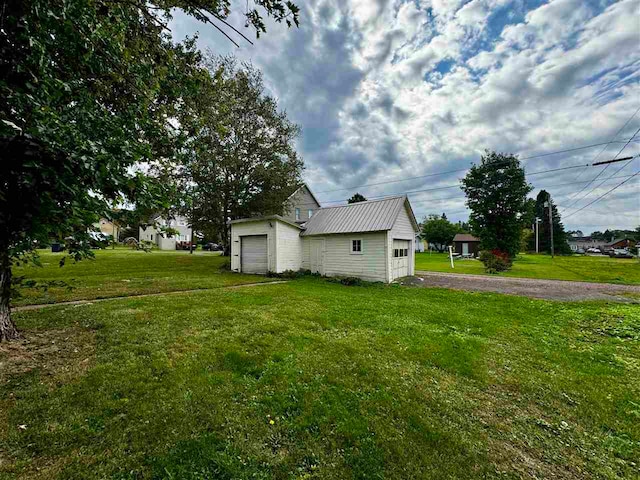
[12,280,288,312]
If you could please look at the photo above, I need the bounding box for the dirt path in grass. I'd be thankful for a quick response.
[412,271,640,302]
[12,281,289,312]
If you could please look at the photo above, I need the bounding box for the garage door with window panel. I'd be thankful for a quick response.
[392,239,410,279]
[241,235,268,274]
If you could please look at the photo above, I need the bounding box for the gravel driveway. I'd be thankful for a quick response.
[409,271,640,302]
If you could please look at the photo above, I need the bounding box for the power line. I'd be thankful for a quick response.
[564,106,640,185]
[407,174,637,211]
[563,170,640,220]
[561,127,640,212]
[312,137,639,195]
[316,171,638,206]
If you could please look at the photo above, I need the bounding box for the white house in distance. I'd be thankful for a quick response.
[229,195,419,283]
[139,214,192,250]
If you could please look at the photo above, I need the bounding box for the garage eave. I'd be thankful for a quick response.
[229,215,305,230]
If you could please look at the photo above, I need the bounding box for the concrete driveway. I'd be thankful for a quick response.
[409,271,640,302]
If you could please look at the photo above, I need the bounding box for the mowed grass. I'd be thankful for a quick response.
[1,278,639,479]
[415,252,640,284]
[11,249,272,306]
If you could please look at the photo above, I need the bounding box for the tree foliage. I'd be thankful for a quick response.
[421,214,459,252]
[347,193,368,204]
[460,151,532,258]
[0,0,299,340]
[175,56,303,249]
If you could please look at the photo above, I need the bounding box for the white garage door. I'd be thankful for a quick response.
[392,239,410,280]
[241,235,268,274]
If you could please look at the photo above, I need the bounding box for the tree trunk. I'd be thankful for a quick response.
[0,252,19,342]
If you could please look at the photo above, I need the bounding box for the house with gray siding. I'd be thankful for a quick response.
[283,184,321,224]
[229,196,419,283]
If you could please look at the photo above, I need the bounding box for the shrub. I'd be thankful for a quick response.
[339,276,363,286]
[479,249,512,274]
[266,269,312,279]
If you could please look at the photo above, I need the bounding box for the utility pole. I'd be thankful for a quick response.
[545,193,554,258]
[535,217,540,253]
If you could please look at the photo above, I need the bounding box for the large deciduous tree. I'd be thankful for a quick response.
[420,214,459,252]
[461,151,532,258]
[176,56,303,251]
[0,0,299,341]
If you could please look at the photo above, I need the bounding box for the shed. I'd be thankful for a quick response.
[229,196,419,283]
[452,233,480,256]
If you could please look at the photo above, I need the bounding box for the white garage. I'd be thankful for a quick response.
[229,196,419,283]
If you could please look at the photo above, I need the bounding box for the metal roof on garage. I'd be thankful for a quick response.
[301,195,418,236]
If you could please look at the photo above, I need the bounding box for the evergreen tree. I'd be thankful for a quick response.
[531,190,571,254]
[348,193,367,204]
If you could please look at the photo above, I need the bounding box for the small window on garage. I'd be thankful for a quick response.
[351,239,362,254]
[308,209,313,218]
[295,208,301,221]
[404,248,409,257]
[394,249,399,257]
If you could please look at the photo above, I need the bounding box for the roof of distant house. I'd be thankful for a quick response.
[453,233,480,242]
[301,196,418,236]
[288,183,322,208]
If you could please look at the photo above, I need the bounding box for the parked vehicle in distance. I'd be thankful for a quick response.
[176,241,195,251]
[575,248,585,254]
[586,247,601,253]
[203,242,223,251]
[608,248,634,259]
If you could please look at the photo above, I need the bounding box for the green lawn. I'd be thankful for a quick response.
[1,259,639,478]
[11,249,272,306]
[415,252,640,284]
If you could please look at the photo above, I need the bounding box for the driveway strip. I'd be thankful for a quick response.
[412,271,640,302]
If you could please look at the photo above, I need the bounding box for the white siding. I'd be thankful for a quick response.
[231,219,302,273]
[275,221,303,272]
[302,232,388,282]
[387,205,417,281]
[230,221,277,273]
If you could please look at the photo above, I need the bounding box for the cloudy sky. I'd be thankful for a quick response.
[171,0,640,233]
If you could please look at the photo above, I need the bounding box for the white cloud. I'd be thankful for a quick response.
[170,0,640,231]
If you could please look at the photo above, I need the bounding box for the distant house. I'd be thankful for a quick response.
[415,233,426,253]
[94,218,120,240]
[567,236,600,252]
[604,237,637,251]
[229,196,419,282]
[452,233,480,257]
[283,183,321,224]
[139,214,192,250]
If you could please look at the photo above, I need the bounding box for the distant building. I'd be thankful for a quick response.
[139,214,192,250]
[567,236,600,252]
[452,233,480,256]
[415,233,426,253]
[93,218,120,240]
[604,237,637,251]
